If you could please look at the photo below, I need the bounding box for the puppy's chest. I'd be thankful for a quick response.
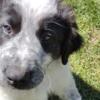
[0,89,47,100]
[0,64,67,100]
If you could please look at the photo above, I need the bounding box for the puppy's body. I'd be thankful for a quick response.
[0,0,82,100]
[0,60,81,100]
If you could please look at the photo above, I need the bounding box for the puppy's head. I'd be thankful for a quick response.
[0,0,83,90]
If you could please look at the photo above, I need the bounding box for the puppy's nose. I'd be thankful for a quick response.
[6,67,44,90]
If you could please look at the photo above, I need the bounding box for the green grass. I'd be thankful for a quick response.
[64,0,100,100]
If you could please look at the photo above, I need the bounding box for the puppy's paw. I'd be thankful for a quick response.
[69,93,82,100]
[65,89,82,100]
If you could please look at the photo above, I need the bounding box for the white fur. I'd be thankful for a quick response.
[0,59,81,100]
[12,0,58,20]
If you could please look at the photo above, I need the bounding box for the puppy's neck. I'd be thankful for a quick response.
[46,59,69,71]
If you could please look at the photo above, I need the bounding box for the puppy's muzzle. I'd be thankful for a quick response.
[4,67,44,90]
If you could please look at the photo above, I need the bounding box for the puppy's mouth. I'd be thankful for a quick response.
[6,67,44,90]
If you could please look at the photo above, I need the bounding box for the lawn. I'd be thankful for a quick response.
[64,0,100,100]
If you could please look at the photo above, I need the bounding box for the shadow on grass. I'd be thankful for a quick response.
[73,74,100,100]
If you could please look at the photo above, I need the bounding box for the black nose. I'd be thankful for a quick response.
[7,67,44,90]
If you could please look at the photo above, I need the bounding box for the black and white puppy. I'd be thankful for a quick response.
[0,0,83,100]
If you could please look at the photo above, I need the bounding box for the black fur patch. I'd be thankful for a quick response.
[37,16,71,59]
[37,15,83,65]
[48,94,62,100]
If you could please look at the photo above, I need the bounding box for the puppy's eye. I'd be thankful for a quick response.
[3,25,12,34]
[2,24,13,35]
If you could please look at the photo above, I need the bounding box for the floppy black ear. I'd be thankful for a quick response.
[58,3,83,65]
[61,32,83,65]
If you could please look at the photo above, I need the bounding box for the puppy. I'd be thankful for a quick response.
[0,0,83,100]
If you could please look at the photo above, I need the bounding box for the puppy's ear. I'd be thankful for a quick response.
[61,31,83,65]
[58,4,83,65]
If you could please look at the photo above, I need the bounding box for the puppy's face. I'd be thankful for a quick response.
[0,0,82,90]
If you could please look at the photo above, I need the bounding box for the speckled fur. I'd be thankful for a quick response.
[0,0,82,100]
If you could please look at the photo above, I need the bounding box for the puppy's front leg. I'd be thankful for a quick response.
[64,83,82,100]
[49,62,82,100]
[62,64,82,100]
